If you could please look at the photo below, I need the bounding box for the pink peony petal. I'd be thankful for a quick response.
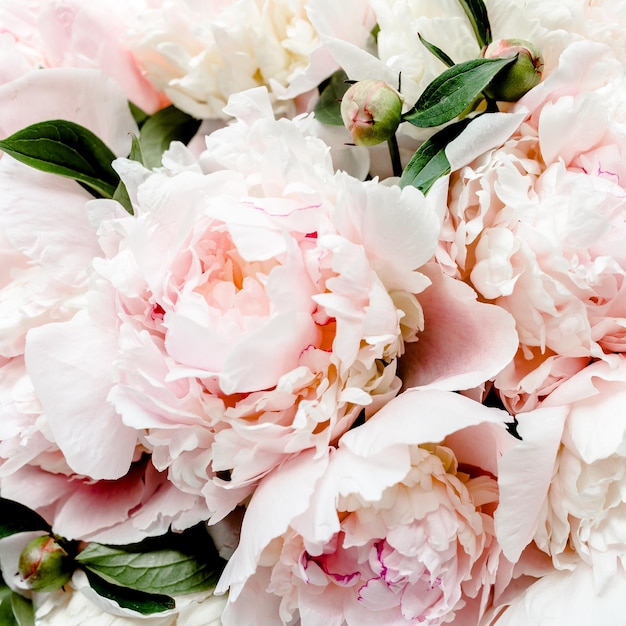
[0,67,137,155]
[340,389,509,461]
[494,406,567,562]
[399,263,518,391]
[491,562,626,626]
[24,313,137,480]
[216,449,330,598]
[0,158,98,285]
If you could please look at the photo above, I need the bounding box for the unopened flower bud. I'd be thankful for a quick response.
[482,38,543,101]
[340,79,403,146]
[18,535,72,592]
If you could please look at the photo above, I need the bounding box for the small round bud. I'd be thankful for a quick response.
[482,38,544,101]
[18,535,72,592]
[340,79,403,146]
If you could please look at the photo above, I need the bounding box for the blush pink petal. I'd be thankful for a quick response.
[491,562,626,626]
[399,264,518,391]
[494,406,568,562]
[24,313,137,480]
[0,67,137,155]
[0,159,98,286]
[216,449,330,598]
[541,358,626,463]
[339,389,508,465]
[35,1,164,114]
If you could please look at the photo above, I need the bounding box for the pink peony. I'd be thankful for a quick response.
[436,41,626,412]
[24,87,517,525]
[216,389,514,626]
[0,0,166,113]
[487,561,626,626]
[0,67,207,542]
[495,357,626,589]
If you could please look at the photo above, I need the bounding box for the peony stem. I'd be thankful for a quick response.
[388,134,402,177]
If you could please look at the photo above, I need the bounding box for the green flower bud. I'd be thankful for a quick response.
[340,79,403,146]
[18,535,72,592]
[482,38,544,101]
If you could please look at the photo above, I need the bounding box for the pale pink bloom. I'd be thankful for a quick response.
[0,67,138,480]
[495,357,626,592]
[0,67,208,542]
[436,41,626,411]
[128,0,374,119]
[0,0,165,112]
[24,87,517,525]
[524,0,626,67]
[486,561,626,626]
[217,389,514,626]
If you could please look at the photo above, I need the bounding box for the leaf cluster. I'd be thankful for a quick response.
[314,0,519,194]
[0,498,224,618]
[0,104,201,215]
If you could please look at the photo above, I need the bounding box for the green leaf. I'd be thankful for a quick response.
[403,56,515,128]
[10,594,34,626]
[458,0,492,48]
[128,134,145,165]
[400,118,472,194]
[112,180,133,215]
[313,69,351,126]
[128,102,150,129]
[76,544,220,597]
[139,106,201,169]
[112,135,144,215]
[0,585,18,626]
[0,121,119,198]
[0,498,51,539]
[83,570,175,615]
[418,33,455,68]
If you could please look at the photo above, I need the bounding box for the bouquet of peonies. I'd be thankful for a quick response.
[1,0,626,624]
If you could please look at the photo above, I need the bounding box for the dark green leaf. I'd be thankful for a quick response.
[400,118,472,194]
[139,106,201,169]
[112,134,144,215]
[0,121,119,198]
[128,102,150,129]
[0,498,50,539]
[418,33,455,68]
[403,56,515,127]
[10,594,34,626]
[458,0,492,48]
[83,570,175,615]
[370,23,381,44]
[0,585,18,626]
[76,544,220,596]
[112,181,133,215]
[128,134,145,165]
[313,69,351,126]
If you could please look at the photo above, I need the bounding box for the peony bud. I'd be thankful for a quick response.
[482,38,543,101]
[340,79,403,146]
[18,535,73,592]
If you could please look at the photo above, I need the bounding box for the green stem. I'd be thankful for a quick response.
[388,134,402,177]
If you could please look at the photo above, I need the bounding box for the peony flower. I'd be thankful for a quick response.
[0,0,166,113]
[216,389,514,626]
[487,561,626,626]
[436,41,626,411]
[24,86,517,526]
[495,358,626,590]
[0,67,207,543]
[127,0,375,119]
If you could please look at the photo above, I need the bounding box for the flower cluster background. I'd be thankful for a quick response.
[1,0,626,624]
